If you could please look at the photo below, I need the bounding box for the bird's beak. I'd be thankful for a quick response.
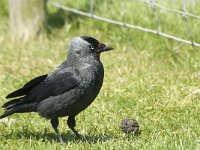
[97,43,114,52]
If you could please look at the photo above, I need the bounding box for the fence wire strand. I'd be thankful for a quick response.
[48,0,200,48]
[182,0,194,46]
[121,0,126,26]
[90,0,94,17]
[140,0,200,20]
[149,0,160,34]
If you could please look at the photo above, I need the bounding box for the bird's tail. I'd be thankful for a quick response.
[0,103,37,119]
[0,97,22,119]
[2,97,22,110]
[0,109,17,119]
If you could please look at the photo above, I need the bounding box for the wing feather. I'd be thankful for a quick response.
[6,74,47,98]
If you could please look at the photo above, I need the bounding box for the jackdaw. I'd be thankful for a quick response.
[0,36,113,143]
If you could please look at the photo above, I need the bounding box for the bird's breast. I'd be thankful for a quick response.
[78,61,104,104]
[81,62,104,87]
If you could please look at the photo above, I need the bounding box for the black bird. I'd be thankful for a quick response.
[0,36,113,143]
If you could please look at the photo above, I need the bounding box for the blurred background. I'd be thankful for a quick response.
[0,0,200,149]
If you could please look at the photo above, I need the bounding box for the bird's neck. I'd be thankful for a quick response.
[66,54,101,68]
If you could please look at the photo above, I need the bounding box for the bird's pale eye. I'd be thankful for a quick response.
[90,46,95,50]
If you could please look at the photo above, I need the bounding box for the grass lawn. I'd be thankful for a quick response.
[0,0,200,149]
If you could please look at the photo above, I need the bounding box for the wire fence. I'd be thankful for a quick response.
[48,0,200,47]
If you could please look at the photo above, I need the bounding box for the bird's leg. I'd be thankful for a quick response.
[50,118,64,143]
[67,116,81,138]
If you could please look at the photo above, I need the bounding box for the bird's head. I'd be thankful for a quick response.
[67,36,113,61]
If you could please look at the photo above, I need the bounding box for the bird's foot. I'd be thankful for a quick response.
[58,136,64,143]
[71,127,82,139]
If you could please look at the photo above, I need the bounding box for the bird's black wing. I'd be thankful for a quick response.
[17,67,80,103]
[6,74,47,98]
[37,68,80,99]
[3,68,80,109]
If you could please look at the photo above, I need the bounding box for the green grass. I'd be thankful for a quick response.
[0,0,200,149]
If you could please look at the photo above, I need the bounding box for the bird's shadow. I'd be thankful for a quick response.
[2,129,116,144]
